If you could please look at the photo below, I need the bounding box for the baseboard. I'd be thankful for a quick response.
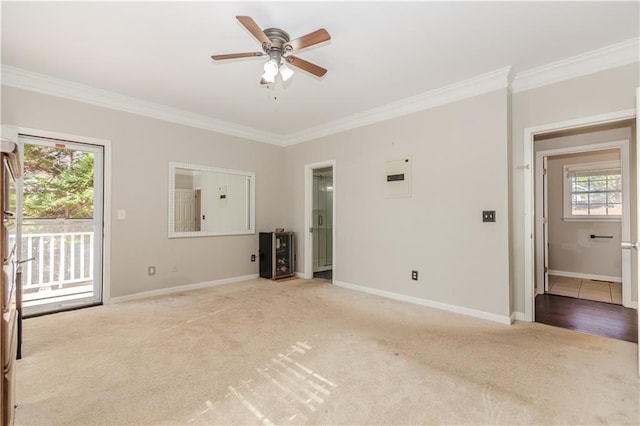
[512,312,527,322]
[313,265,332,272]
[333,281,512,325]
[108,273,260,303]
[295,272,306,279]
[548,270,621,283]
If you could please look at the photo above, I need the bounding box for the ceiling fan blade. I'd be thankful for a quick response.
[285,56,327,78]
[284,29,331,51]
[211,52,264,60]
[236,15,272,48]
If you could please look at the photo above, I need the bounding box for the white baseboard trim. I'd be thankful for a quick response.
[295,272,306,279]
[548,270,621,283]
[108,273,260,304]
[512,312,528,322]
[333,280,512,325]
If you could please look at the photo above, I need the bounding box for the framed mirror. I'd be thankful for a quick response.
[168,162,255,238]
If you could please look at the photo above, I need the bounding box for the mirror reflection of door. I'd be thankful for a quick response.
[195,189,202,232]
[174,189,196,232]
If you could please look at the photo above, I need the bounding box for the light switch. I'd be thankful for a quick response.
[117,210,126,220]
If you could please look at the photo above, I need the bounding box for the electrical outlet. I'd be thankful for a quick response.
[251,254,256,262]
[411,270,418,280]
[148,266,156,276]
[482,210,496,222]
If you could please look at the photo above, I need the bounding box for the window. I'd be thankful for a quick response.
[564,161,621,220]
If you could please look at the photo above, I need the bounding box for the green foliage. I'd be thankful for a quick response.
[23,144,94,219]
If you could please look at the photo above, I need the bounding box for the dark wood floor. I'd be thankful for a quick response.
[536,294,638,343]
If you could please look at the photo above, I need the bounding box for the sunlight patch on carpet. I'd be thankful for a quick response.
[187,340,338,425]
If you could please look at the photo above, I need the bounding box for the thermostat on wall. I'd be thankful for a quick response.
[385,158,412,198]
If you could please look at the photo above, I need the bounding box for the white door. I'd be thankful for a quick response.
[18,135,104,316]
[623,87,640,374]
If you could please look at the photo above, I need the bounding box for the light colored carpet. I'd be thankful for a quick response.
[14,278,639,425]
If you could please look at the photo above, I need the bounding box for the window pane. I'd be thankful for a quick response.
[589,193,606,204]
[572,205,590,215]
[589,204,607,215]
[608,193,622,204]
[573,177,589,191]
[607,204,622,215]
[608,178,622,191]
[588,177,607,191]
[574,194,589,204]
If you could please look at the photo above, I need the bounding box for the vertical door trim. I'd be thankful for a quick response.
[304,160,336,280]
[2,126,112,304]
[543,156,550,293]
[523,109,636,322]
[636,87,639,376]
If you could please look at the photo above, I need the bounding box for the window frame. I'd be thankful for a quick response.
[563,160,622,222]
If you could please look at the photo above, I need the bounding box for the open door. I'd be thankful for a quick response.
[624,88,640,374]
[18,135,104,316]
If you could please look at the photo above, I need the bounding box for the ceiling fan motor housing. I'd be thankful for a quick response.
[263,28,290,53]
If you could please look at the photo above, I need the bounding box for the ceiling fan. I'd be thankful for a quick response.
[211,16,331,85]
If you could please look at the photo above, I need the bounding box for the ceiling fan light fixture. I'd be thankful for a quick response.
[260,75,273,85]
[279,62,294,82]
[263,58,279,78]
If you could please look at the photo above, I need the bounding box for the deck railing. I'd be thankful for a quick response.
[11,219,95,295]
[20,231,94,292]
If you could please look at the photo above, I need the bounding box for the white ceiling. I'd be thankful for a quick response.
[2,1,639,141]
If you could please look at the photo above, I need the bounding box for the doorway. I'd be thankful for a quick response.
[530,121,637,343]
[535,142,630,307]
[304,160,336,282]
[312,167,333,281]
[18,135,104,316]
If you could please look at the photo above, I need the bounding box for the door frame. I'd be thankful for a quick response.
[523,109,636,322]
[1,125,112,303]
[304,160,336,280]
[534,140,631,306]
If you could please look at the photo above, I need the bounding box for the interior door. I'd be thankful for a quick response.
[627,88,640,374]
[18,135,104,316]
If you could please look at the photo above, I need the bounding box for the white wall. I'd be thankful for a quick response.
[2,59,637,321]
[284,90,511,321]
[546,149,622,279]
[1,86,288,299]
[511,62,639,314]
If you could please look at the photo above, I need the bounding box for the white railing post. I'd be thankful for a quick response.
[59,235,66,285]
[38,236,44,285]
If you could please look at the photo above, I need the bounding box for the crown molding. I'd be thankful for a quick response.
[0,65,283,146]
[511,38,639,94]
[282,66,512,146]
[3,37,635,147]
